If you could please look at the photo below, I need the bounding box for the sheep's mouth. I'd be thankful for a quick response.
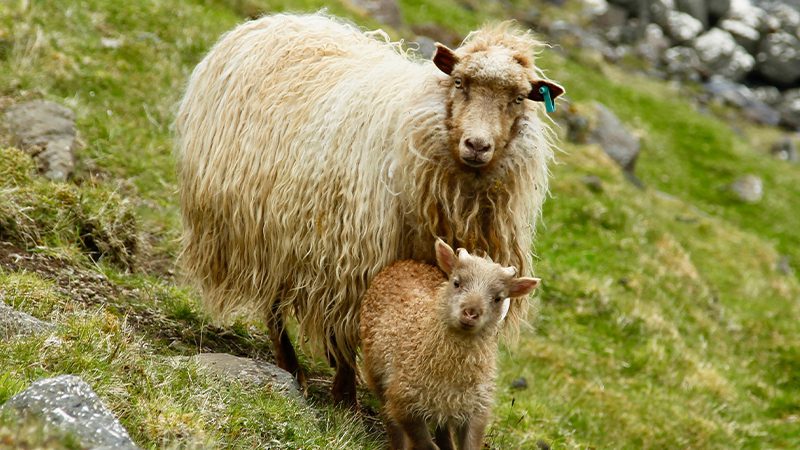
[458,318,479,331]
[460,157,490,168]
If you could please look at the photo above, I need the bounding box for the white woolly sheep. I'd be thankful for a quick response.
[360,239,540,450]
[175,13,563,404]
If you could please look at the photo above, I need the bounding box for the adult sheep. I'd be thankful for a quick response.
[175,13,563,405]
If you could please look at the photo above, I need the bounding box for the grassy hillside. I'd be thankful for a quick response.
[1,0,798,449]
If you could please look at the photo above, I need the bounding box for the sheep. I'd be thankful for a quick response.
[359,239,540,450]
[175,12,563,404]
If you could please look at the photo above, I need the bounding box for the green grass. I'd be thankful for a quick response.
[0,0,798,449]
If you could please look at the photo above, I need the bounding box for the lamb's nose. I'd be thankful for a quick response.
[463,308,480,320]
[464,137,492,154]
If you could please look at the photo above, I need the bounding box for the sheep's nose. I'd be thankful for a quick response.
[463,308,480,320]
[464,137,492,154]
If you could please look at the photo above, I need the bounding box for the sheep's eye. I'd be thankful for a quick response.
[515,94,525,104]
[453,279,460,288]
[454,78,463,89]
[494,296,503,303]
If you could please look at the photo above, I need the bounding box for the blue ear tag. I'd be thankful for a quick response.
[539,85,556,113]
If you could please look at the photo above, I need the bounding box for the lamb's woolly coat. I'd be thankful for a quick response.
[359,260,498,425]
[175,13,554,363]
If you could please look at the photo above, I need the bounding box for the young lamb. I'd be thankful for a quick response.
[176,12,562,404]
[360,239,540,450]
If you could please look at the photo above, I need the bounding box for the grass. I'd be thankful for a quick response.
[0,0,798,449]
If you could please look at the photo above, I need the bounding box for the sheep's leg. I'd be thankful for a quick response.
[385,417,407,450]
[455,415,488,450]
[396,414,437,450]
[268,305,306,388]
[327,335,357,407]
[433,423,454,450]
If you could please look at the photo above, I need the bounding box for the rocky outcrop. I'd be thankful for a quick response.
[0,300,54,339]
[185,353,304,402]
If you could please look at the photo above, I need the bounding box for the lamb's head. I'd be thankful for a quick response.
[434,239,540,335]
[433,24,564,170]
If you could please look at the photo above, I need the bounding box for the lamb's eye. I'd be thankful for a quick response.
[454,78,463,89]
[515,94,525,104]
[494,296,503,303]
[453,279,460,288]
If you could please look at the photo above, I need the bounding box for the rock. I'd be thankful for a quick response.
[718,18,760,53]
[770,137,797,162]
[510,377,528,390]
[776,256,794,276]
[663,46,703,81]
[0,300,54,339]
[703,76,780,126]
[756,31,800,86]
[760,2,800,33]
[350,0,403,28]
[411,36,436,59]
[566,109,591,144]
[584,0,612,20]
[4,100,77,181]
[708,0,731,18]
[692,28,754,80]
[548,20,622,61]
[191,353,303,401]
[2,375,138,450]
[778,89,800,130]
[725,0,766,31]
[582,175,605,193]
[676,0,709,27]
[665,10,705,43]
[636,23,670,64]
[589,103,641,172]
[750,85,782,106]
[100,37,123,49]
[730,174,763,203]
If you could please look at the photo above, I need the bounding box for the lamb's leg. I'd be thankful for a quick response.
[268,304,306,388]
[396,414,437,450]
[327,335,357,407]
[455,415,488,450]
[434,423,454,450]
[385,417,407,450]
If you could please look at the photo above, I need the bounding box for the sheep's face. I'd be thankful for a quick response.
[433,43,564,170]
[435,239,540,335]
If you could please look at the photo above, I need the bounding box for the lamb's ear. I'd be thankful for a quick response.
[433,43,459,75]
[508,277,540,298]
[528,79,565,102]
[435,239,457,275]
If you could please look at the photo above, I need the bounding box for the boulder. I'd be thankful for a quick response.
[770,137,797,162]
[589,103,641,172]
[703,76,780,126]
[778,88,800,129]
[663,46,703,81]
[190,353,303,401]
[725,0,765,31]
[2,375,138,450]
[636,23,671,64]
[411,36,436,59]
[756,31,800,86]
[675,0,709,27]
[730,175,763,203]
[665,10,705,43]
[718,18,760,53]
[708,0,731,18]
[0,300,54,339]
[350,0,403,28]
[692,28,754,80]
[750,85,782,106]
[4,100,77,181]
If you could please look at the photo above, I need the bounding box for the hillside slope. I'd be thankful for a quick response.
[1,0,798,449]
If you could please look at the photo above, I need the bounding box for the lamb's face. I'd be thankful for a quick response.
[434,239,540,335]
[433,43,564,170]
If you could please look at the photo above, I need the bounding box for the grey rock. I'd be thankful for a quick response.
[0,300,54,338]
[676,0,709,27]
[411,36,436,59]
[510,377,528,390]
[771,137,797,162]
[548,20,622,62]
[2,375,138,450]
[756,31,800,86]
[778,89,800,129]
[730,174,763,203]
[692,28,754,80]
[636,23,670,64]
[589,102,641,172]
[725,0,766,31]
[703,76,780,125]
[760,2,800,33]
[750,85,782,106]
[581,175,605,193]
[708,0,731,18]
[776,256,794,276]
[663,46,703,81]
[4,100,77,181]
[191,353,303,401]
[350,0,403,28]
[718,18,760,53]
[665,10,705,43]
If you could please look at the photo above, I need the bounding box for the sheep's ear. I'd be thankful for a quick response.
[435,239,457,275]
[433,43,459,75]
[508,277,540,298]
[528,79,565,102]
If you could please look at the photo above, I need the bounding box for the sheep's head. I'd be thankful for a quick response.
[435,239,539,335]
[433,25,564,170]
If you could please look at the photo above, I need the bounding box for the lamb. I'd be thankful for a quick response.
[175,12,563,404]
[360,239,540,450]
